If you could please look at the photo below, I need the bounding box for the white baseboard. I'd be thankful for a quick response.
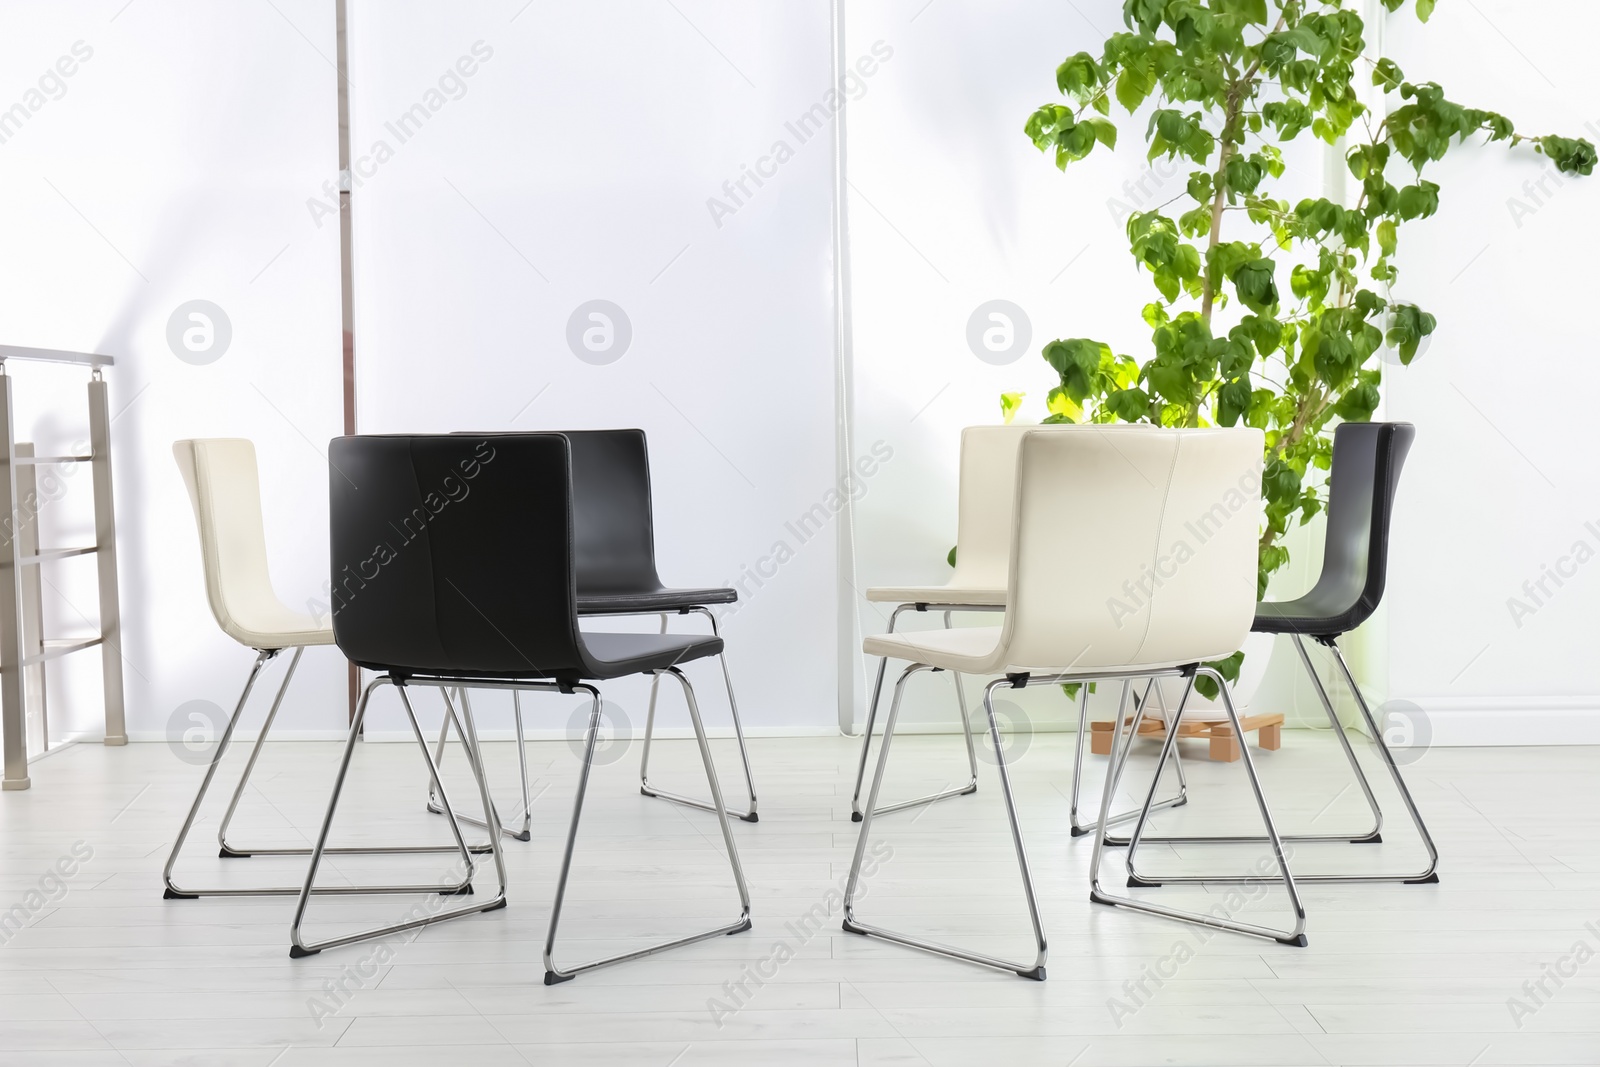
[111,707,1600,747]
[123,725,843,744]
[1395,697,1600,747]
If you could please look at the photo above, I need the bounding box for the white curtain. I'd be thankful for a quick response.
[346,0,840,735]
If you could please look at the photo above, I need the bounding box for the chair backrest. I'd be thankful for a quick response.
[996,426,1263,671]
[564,429,663,594]
[950,424,1076,591]
[327,433,587,680]
[1301,421,1415,631]
[450,428,662,595]
[172,438,292,646]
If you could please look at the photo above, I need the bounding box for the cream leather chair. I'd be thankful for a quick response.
[842,426,1305,980]
[164,439,481,900]
[851,423,1186,829]
[850,425,1026,822]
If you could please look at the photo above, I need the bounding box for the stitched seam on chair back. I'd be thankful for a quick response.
[1128,435,1181,665]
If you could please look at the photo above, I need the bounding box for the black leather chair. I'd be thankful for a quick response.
[291,433,752,982]
[1112,421,1439,887]
[570,428,758,820]
[426,428,758,837]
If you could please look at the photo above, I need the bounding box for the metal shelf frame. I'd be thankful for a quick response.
[0,346,126,790]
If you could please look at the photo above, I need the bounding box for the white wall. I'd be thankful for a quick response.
[1381,0,1600,743]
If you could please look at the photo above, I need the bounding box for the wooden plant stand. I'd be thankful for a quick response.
[1090,712,1283,763]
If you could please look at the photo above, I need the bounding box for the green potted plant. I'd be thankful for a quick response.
[1007,0,1594,695]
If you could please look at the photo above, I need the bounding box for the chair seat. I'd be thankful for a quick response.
[579,632,724,680]
[577,586,737,615]
[864,627,1004,672]
[1253,593,1365,637]
[864,625,1200,678]
[379,632,722,683]
[227,607,335,651]
[864,585,1006,606]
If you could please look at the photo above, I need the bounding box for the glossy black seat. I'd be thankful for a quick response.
[291,433,751,982]
[1111,422,1438,886]
[570,428,738,614]
[569,429,757,817]
[1253,422,1414,638]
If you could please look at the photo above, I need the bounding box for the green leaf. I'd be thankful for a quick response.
[1000,391,1025,424]
[1192,651,1244,700]
[1046,386,1083,422]
[1386,304,1436,364]
[1179,204,1213,239]
[947,545,957,568]
[1262,458,1301,505]
[1415,0,1436,21]
[1539,135,1599,176]
[1224,155,1263,197]
[1085,115,1119,150]
[1218,377,1252,427]
[1372,57,1405,92]
[1115,66,1152,112]
[1105,387,1152,422]
[1055,51,1101,103]
[1043,338,1112,402]
[1231,258,1279,313]
[1334,381,1381,421]
[1377,219,1398,256]
[1152,109,1196,145]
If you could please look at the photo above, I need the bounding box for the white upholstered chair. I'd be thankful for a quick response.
[851,423,1187,831]
[163,439,480,899]
[842,426,1305,980]
[850,425,1033,821]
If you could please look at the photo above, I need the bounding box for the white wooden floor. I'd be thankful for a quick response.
[2,715,1598,1066]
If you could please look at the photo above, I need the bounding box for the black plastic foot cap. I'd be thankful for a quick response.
[729,916,753,935]
[1069,824,1092,838]
[1405,871,1441,884]
[217,847,251,859]
[841,919,868,935]
[1104,838,1129,848]
[1016,965,1047,981]
[289,945,320,959]
[1353,832,1383,844]
[483,897,508,912]
[741,812,760,823]
[162,888,198,900]
[850,811,863,823]
[1088,890,1114,907]
[543,970,574,986]
[1277,933,1309,948]
[1126,875,1162,888]
[440,884,474,896]
[509,831,532,842]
